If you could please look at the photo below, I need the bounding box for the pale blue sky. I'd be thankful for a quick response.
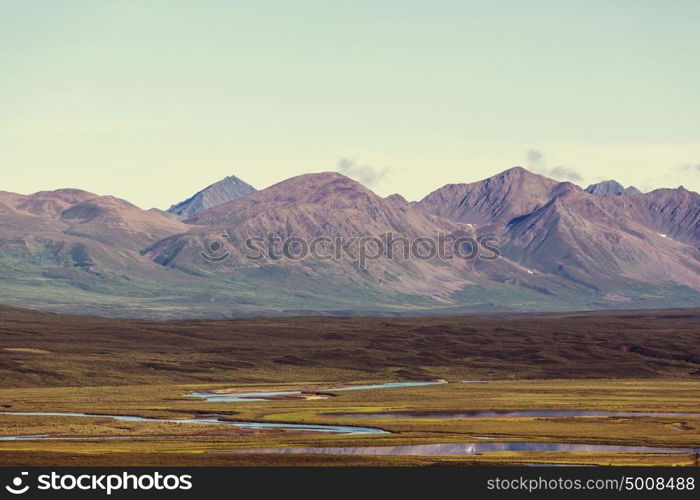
[2,0,699,208]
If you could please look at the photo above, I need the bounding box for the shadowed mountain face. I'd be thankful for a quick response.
[418,167,562,227]
[0,168,699,318]
[498,186,700,290]
[418,168,700,301]
[167,175,256,218]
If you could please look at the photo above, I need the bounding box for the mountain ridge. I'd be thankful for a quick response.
[167,174,256,218]
[1,167,698,318]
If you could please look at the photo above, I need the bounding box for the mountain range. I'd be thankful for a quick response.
[1,167,698,318]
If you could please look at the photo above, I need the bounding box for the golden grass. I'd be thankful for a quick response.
[1,379,699,466]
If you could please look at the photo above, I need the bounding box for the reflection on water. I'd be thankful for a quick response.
[187,390,305,403]
[187,381,446,403]
[0,411,387,436]
[0,434,47,441]
[233,442,700,456]
[324,409,700,419]
[329,381,446,391]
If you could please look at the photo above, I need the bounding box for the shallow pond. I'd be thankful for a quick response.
[323,409,700,419]
[233,441,700,456]
[0,411,387,437]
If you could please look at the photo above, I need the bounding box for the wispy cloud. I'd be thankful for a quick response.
[525,149,544,170]
[337,158,392,187]
[524,149,582,182]
[681,163,700,173]
[548,166,583,182]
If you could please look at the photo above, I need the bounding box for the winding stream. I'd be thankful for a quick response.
[0,411,388,437]
[4,380,697,456]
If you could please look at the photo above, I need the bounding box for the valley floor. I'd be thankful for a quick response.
[1,380,699,466]
[0,306,699,466]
